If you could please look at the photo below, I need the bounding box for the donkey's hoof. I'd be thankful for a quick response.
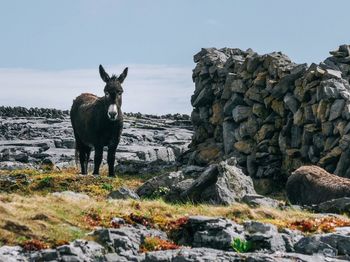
[93,173,99,176]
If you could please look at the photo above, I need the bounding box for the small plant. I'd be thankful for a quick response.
[150,186,170,199]
[22,239,49,251]
[289,217,350,233]
[231,238,252,253]
[16,236,29,244]
[82,209,103,227]
[140,236,180,252]
[163,216,189,231]
[101,183,113,191]
[123,213,154,227]
[37,176,53,188]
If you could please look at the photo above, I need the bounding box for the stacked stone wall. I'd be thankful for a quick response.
[190,45,350,181]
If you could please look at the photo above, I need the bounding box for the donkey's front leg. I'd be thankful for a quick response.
[107,146,117,177]
[93,146,103,175]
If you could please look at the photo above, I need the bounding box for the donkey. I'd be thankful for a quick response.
[70,65,128,176]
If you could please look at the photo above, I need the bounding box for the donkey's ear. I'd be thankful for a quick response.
[118,67,128,83]
[99,65,110,83]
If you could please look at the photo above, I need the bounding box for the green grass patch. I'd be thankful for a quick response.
[231,238,252,253]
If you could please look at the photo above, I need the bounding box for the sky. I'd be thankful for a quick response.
[0,0,350,114]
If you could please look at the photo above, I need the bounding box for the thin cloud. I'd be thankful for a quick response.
[0,65,194,115]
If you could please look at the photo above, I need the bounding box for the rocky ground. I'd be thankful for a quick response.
[0,106,193,174]
[1,213,350,261]
[0,108,350,261]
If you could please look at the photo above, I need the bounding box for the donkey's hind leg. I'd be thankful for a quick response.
[77,142,90,175]
[84,147,91,174]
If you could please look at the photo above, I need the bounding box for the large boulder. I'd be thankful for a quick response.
[137,159,256,205]
[180,160,256,204]
[94,225,166,260]
[175,216,244,250]
[244,221,286,252]
[286,165,350,205]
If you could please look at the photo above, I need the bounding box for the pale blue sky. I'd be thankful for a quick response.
[0,0,350,113]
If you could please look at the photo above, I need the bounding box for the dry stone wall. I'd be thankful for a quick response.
[189,45,350,182]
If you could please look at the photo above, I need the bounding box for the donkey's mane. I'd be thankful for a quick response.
[110,74,118,81]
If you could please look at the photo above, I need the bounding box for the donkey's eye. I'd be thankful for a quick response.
[105,92,110,98]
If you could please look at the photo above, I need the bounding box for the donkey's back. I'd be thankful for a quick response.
[70,93,102,146]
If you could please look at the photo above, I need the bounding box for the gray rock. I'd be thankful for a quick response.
[144,248,344,262]
[232,105,252,122]
[294,236,337,257]
[144,248,240,262]
[244,221,286,252]
[223,120,236,154]
[0,161,35,170]
[137,158,256,205]
[180,160,256,205]
[37,249,59,261]
[104,253,130,262]
[51,191,90,200]
[94,225,167,255]
[191,87,213,107]
[271,65,305,99]
[0,246,27,262]
[283,93,299,113]
[108,187,140,200]
[325,69,342,79]
[320,233,350,256]
[329,99,345,121]
[33,240,105,262]
[177,216,244,250]
[230,79,247,94]
[330,44,350,57]
[241,194,280,208]
[165,178,194,202]
[223,94,244,116]
[280,228,303,252]
[316,197,350,214]
[320,78,350,101]
[181,165,205,177]
[136,171,183,198]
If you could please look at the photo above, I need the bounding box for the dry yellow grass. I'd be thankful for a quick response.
[0,168,349,248]
[0,167,155,198]
[0,192,340,247]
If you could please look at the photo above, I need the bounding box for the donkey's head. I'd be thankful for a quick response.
[99,65,128,121]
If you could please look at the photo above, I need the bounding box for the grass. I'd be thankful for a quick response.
[0,167,156,198]
[0,168,349,248]
[231,238,252,253]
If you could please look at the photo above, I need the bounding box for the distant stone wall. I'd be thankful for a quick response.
[0,106,69,118]
[189,45,350,182]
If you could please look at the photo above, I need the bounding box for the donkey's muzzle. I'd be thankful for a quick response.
[108,104,118,121]
[108,111,117,120]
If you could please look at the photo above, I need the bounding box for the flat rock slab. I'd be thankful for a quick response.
[0,115,193,173]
